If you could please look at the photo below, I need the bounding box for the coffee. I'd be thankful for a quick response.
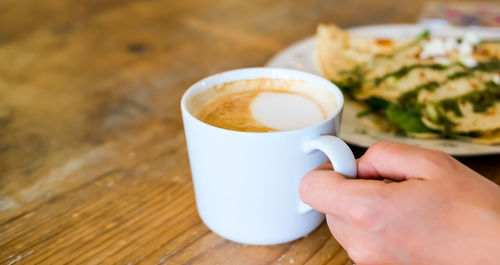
[190,78,337,132]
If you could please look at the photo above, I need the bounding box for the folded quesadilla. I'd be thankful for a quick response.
[316,24,500,144]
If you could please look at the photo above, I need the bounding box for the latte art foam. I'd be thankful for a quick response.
[196,90,276,132]
[189,78,337,132]
[251,92,326,131]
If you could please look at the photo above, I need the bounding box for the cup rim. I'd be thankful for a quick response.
[180,67,345,135]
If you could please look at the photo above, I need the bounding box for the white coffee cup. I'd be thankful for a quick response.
[181,68,356,245]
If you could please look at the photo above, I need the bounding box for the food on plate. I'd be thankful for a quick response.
[316,24,500,144]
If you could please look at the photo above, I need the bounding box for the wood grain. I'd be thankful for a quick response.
[0,0,499,264]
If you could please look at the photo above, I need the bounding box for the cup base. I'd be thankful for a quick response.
[197,212,325,245]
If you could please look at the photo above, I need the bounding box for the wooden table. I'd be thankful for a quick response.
[1,0,499,264]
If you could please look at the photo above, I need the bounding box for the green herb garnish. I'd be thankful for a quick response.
[375,64,447,86]
[385,103,431,133]
[399,81,440,108]
[357,97,391,117]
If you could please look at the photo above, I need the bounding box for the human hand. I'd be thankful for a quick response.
[299,141,500,265]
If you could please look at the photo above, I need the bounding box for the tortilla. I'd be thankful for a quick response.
[316,24,500,145]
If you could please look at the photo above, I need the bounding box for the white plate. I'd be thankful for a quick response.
[266,24,500,156]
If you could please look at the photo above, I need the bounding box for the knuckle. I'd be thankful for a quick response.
[346,202,380,227]
[417,149,455,172]
[346,191,390,231]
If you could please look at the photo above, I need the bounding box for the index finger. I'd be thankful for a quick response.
[300,168,388,217]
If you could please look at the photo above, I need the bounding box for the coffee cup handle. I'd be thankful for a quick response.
[298,135,357,214]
